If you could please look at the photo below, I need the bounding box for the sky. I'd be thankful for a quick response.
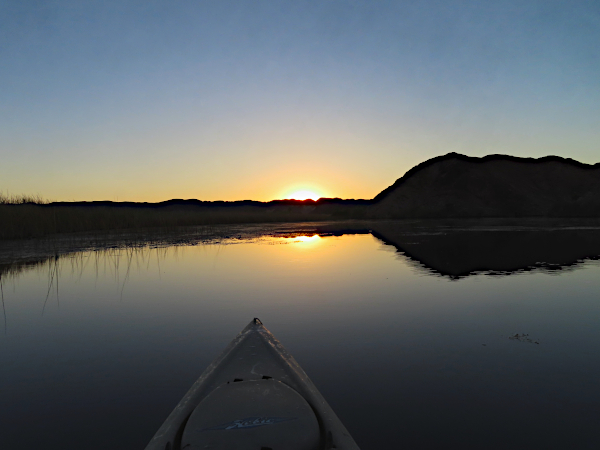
[1,0,599,202]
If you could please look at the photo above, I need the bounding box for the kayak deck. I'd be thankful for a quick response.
[145,318,359,450]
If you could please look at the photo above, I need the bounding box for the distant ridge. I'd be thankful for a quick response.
[44,197,371,208]
[370,152,600,218]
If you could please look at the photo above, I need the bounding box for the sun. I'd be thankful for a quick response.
[285,190,322,201]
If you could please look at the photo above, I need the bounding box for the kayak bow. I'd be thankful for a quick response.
[145,318,359,450]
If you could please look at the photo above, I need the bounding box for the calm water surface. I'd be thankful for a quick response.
[2,224,600,449]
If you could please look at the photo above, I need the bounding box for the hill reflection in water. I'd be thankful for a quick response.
[368,220,600,278]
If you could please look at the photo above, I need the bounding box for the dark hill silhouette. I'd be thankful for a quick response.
[370,153,600,218]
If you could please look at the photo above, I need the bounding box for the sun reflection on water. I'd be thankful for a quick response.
[277,234,322,247]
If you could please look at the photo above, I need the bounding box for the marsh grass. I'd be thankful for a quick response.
[0,202,370,240]
[0,192,48,205]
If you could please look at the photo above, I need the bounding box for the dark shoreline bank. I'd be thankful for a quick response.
[0,199,372,240]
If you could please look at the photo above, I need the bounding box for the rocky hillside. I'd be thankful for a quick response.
[370,153,600,218]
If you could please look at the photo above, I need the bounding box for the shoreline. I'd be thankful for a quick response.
[3,218,600,279]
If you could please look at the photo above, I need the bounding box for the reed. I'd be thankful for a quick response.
[0,192,48,205]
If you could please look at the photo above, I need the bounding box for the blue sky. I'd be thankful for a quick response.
[1,0,599,201]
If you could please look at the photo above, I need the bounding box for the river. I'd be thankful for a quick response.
[1,220,600,449]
